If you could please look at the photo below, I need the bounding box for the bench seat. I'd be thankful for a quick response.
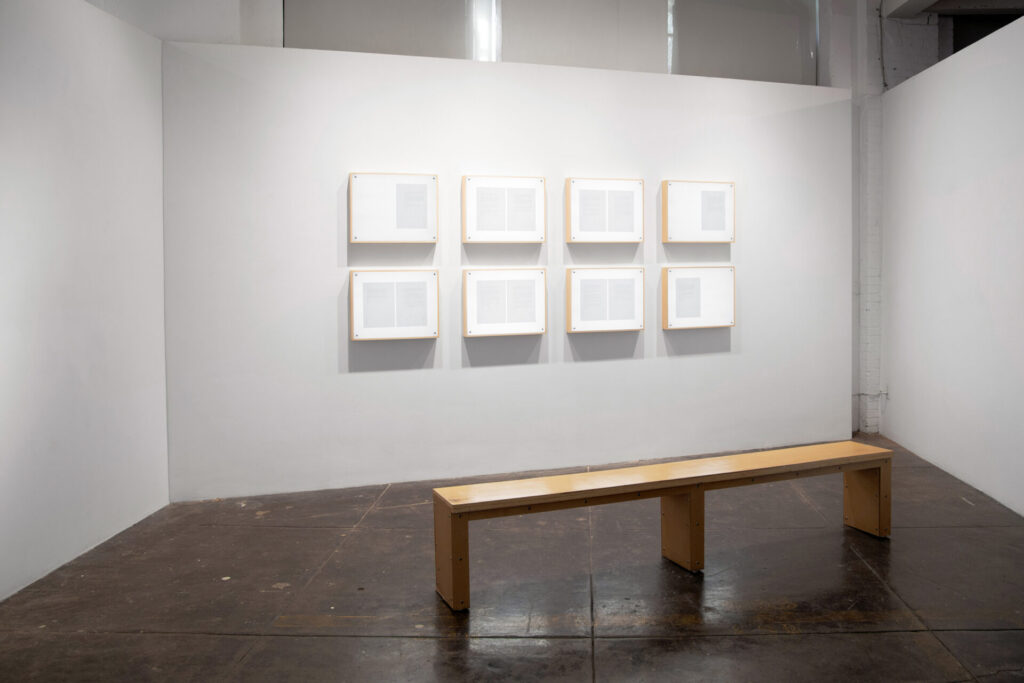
[432,440,893,610]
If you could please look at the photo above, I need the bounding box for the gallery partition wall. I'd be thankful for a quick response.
[881,18,1024,516]
[0,0,168,599]
[162,44,853,501]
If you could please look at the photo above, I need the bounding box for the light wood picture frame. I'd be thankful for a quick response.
[661,180,735,243]
[565,178,644,243]
[661,265,735,330]
[462,176,546,243]
[349,172,439,243]
[350,269,440,340]
[566,267,645,333]
[463,268,547,337]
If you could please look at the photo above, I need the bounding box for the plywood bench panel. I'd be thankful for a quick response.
[432,440,893,611]
[435,441,892,512]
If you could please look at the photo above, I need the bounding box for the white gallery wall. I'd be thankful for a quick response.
[163,43,853,500]
[0,0,168,599]
[881,18,1024,515]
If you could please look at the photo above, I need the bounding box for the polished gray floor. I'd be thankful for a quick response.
[1,434,1022,681]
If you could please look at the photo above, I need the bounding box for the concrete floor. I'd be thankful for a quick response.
[0,434,1022,681]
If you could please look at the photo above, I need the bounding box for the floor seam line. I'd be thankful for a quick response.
[848,542,928,634]
[791,479,831,526]
[289,485,390,597]
[194,524,361,530]
[4,629,983,640]
[355,484,391,530]
[928,630,980,681]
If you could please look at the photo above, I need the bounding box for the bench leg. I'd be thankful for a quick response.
[843,459,892,537]
[434,495,470,610]
[660,486,704,572]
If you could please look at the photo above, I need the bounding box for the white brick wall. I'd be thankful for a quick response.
[835,0,936,433]
[849,1,886,433]
[857,94,883,432]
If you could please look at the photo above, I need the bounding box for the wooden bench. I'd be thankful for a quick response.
[432,440,892,610]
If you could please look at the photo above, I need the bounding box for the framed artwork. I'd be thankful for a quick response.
[565,178,644,243]
[661,180,735,243]
[350,270,439,340]
[463,268,546,337]
[462,176,545,243]
[566,267,644,333]
[661,266,735,330]
[349,172,439,243]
